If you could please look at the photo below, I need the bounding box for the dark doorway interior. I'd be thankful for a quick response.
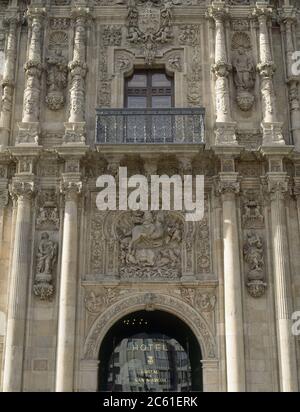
[98,310,203,392]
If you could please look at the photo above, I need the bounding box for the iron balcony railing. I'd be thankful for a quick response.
[95,108,205,144]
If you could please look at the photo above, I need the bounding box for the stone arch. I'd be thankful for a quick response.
[83,292,217,362]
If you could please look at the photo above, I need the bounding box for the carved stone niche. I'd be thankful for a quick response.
[231,32,256,111]
[243,231,267,298]
[45,31,68,111]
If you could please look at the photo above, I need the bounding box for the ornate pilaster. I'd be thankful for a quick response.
[3,177,35,391]
[0,162,9,242]
[0,10,21,148]
[17,7,46,145]
[64,6,90,145]
[55,158,83,390]
[208,2,237,145]
[279,6,300,150]
[254,2,285,145]
[265,167,298,391]
[217,170,246,391]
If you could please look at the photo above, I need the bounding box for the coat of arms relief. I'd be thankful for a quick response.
[127,0,174,65]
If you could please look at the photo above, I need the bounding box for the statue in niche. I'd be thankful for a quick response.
[243,231,267,298]
[117,211,183,279]
[36,232,58,276]
[34,232,58,300]
[232,32,256,111]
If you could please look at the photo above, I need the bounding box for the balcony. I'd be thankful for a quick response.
[95,108,205,147]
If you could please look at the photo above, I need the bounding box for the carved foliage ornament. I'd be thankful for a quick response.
[127,0,174,65]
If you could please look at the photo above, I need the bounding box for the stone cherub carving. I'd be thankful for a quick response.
[232,32,256,111]
[117,211,183,279]
[34,232,58,300]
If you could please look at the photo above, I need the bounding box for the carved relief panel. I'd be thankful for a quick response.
[87,193,212,281]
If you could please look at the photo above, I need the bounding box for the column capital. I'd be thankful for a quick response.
[27,7,46,28]
[252,3,273,21]
[60,178,82,202]
[0,189,9,208]
[266,173,289,200]
[9,179,35,202]
[278,5,298,25]
[217,173,240,196]
[3,10,22,29]
[293,177,300,199]
[206,2,230,22]
[71,6,92,22]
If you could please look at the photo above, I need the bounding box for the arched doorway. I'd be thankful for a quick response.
[98,310,203,392]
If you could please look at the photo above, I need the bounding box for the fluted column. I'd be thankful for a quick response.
[17,6,45,145]
[0,10,21,148]
[55,177,82,392]
[64,6,90,144]
[208,1,237,145]
[280,6,300,150]
[267,173,298,391]
[254,2,285,145]
[218,173,245,392]
[2,179,35,392]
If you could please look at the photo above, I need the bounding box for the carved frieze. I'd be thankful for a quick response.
[179,287,216,312]
[85,288,121,314]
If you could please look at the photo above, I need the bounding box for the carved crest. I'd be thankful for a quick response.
[127,0,173,65]
[139,2,161,34]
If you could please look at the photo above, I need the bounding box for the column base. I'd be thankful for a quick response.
[63,122,86,145]
[215,122,238,146]
[16,122,40,145]
[261,122,285,145]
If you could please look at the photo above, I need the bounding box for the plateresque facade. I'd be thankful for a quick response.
[0,0,300,392]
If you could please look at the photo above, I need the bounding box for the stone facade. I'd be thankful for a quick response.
[0,0,299,392]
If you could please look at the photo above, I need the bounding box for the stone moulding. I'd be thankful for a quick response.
[83,293,217,361]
